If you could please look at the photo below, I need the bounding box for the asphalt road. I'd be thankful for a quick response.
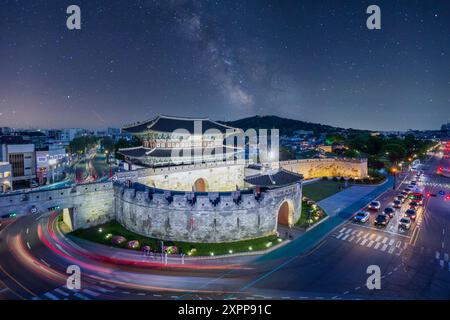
[0,153,448,300]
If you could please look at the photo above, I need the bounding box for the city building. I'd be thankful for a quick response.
[0,162,12,193]
[61,128,85,142]
[0,136,36,188]
[36,145,69,185]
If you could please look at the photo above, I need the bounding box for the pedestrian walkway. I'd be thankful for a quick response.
[318,185,380,217]
[257,176,394,262]
[32,284,115,300]
[332,226,408,256]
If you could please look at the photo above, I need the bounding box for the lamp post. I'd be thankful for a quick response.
[390,167,398,190]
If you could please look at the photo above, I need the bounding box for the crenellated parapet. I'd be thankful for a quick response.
[113,181,302,243]
[280,158,368,179]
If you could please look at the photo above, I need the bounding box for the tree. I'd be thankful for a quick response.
[382,144,406,164]
[69,136,98,154]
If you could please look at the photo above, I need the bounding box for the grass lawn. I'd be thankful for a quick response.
[295,200,327,228]
[302,180,346,202]
[69,220,282,256]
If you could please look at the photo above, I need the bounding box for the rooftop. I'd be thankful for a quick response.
[0,136,33,145]
[118,145,241,158]
[244,169,303,188]
[122,115,238,134]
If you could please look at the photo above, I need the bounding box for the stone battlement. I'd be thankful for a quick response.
[114,181,302,243]
[280,157,368,180]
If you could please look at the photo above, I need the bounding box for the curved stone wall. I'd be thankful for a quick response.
[280,158,368,180]
[114,182,302,243]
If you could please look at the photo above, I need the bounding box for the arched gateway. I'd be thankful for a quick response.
[194,178,208,192]
[277,200,294,227]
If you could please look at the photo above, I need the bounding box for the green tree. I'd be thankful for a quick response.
[382,144,407,164]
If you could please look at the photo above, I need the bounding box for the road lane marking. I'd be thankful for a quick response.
[436,251,440,259]
[375,235,382,242]
[348,236,355,242]
[26,242,31,250]
[389,239,395,246]
[382,237,388,244]
[388,247,395,254]
[339,227,346,233]
[444,253,449,262]
[355,237,361,244]
[367,240,374,248]
[83,289,100,297]
[374,242,381,250]
[44,292,59,300]
[341,234,350,241]
[74,293,90,300]
[336,233,344,239]
[360,238,368,246]
[345,228,352,234]
[381,244,388,251]
[40,258,51,267]
[54,288,69,296]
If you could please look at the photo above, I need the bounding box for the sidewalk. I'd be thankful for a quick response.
[257,175,394,262]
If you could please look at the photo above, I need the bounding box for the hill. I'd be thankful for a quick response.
[221,115,367,136]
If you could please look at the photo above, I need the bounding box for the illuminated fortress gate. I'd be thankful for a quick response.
[0,114,369,245]
[119,115,243,167]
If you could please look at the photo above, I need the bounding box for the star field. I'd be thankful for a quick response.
[0,0,449,130]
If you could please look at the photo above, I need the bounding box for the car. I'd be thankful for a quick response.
[409,201,420,209]
[368,201,381,210]
[392,199,402,208]
[399,217,412,230]
[404,187,412,193]
[383,207,395,218]
[396,195,406,203]
[400,191,409,197]
[404,209,417,220]
[374,214,390,227]
[410,181,417,185]
[354,211,370,223]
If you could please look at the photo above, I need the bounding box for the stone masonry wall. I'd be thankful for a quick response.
[114,182,302,243]
[280,158,368,180]
[0,182,114,230]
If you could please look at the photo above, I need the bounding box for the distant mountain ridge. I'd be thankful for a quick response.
[221,115,368,136]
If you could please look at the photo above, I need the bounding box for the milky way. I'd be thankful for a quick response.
[0,0,449,130]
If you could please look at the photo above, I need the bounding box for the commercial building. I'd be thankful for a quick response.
[36,145,69,185]
[0,136,36,188]
[0,162,12,193]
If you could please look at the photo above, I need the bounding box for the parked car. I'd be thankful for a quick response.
[392,200,403,208]
[405,209,417,220]
[383,207,395,218]
[396,195,406,203]
[400,191,409,197]
[399,217,412,230]
[354,211,370,223]
[368,201,381,210]
[374,214,390,227]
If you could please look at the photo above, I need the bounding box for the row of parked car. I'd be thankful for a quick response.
[353,172,424,231]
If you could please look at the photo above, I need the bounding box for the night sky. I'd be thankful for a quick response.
[0,0,449,131]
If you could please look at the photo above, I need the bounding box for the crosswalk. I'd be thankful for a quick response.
[333,227,408,256]
[32,284,115,300]
[435,251,450,272]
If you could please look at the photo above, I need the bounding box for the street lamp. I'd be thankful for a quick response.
[390,167,398,190]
